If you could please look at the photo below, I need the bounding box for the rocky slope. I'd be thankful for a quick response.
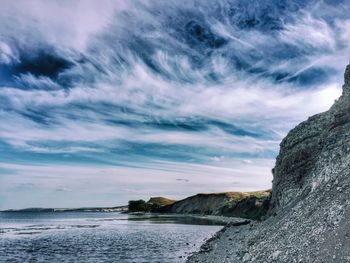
[188,64,350,263]
[161,191,271,220]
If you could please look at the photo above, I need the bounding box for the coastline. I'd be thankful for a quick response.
[186,220,258,262]
[127,213,251,225]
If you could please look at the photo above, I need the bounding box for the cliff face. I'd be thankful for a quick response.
[165,193,234,215]
[271,64,350,213]
[220,191,271,220]
[236,64,350,263]
[188,64,350,263]
[162,191,271,220]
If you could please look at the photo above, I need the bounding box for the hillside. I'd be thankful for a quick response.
[147,197,176,206]
[188,64,350,262]
[159,191,271,220]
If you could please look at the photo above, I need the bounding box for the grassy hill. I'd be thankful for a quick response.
[128,190,271,220]
[158,190,271,220]
[147,197,176,206]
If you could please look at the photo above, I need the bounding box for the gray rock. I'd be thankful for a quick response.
[187,64,350,263]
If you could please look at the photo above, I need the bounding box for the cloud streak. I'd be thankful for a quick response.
[0,0,349,208]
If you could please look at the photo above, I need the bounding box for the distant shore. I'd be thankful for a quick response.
[1,206,128,213]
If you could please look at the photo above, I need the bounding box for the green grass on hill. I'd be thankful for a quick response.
[147,197,177,206]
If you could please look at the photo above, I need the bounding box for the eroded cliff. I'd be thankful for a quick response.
[270,64,350,213]
[188,64,350,263]
[162,191,270,220]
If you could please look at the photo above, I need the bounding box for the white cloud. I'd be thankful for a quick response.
[0,53,342,159]
[0,159,273,209]
[0,0,349,209]
[280,13,336,50]
[0,41,15,64]
[0,0,127,50]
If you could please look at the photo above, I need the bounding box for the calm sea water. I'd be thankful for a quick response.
[0,212,222,263]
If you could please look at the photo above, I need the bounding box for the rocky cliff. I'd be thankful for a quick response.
[270,64,350,213]
[188,64,350,263]
[162,191,271,220]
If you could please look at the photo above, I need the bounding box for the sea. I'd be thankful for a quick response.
[0,212,223,263]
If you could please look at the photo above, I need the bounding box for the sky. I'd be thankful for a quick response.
[0,0,349,209]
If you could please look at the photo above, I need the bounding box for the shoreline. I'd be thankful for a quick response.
[128,213,254,261]
[186,220,258,262]
[127,212,252,225]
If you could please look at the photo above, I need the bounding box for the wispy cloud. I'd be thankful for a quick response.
[0,0,349,208]
[0,160,273,209]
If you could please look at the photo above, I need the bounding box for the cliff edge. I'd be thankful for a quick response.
[188,64,350,262]
[270,63,350,213]
[162,191,271,220]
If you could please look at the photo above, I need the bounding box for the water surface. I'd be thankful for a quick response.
[0,212,222,263]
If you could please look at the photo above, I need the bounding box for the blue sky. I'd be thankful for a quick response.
[0,0,349,209]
